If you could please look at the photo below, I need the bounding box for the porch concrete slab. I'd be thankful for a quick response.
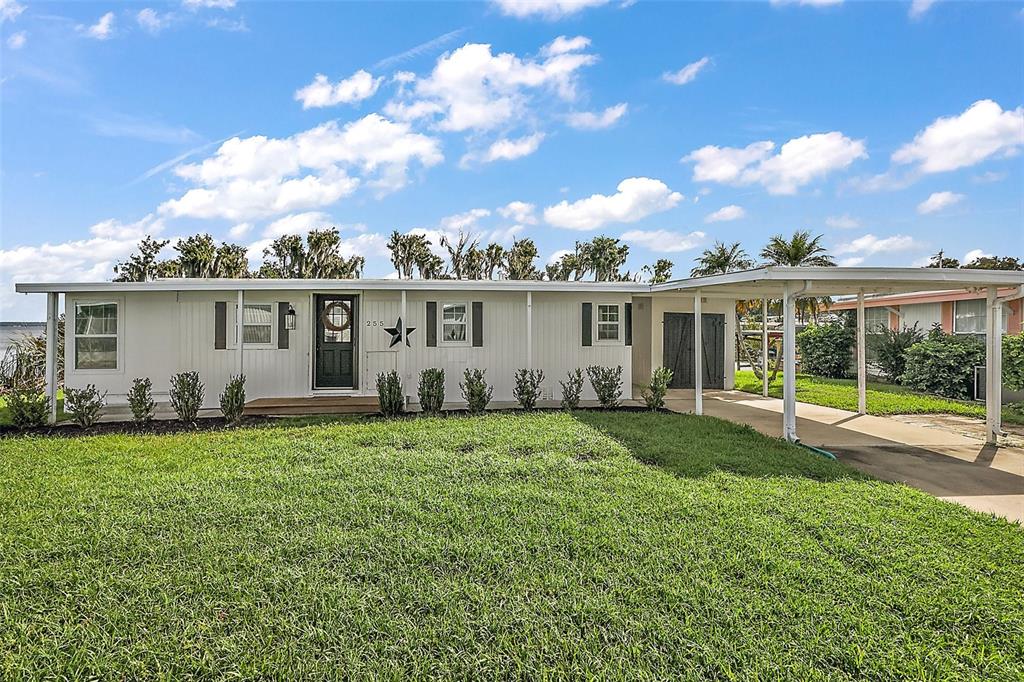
[663,390,1024,523]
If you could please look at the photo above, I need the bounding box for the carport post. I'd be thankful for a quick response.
[856,290,866,415]
[985,286,1002,444]
[694,292,703,415]
[45,292,58,425]
[761,298,769,397]
[782,283,797,442]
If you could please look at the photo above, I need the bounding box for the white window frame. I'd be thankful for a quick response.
[863,307,890,334]
[595,303,621,344]
[954,299,1008,335]
[71,299,122,374]
[229,302,277,350]
[439,301,470,346]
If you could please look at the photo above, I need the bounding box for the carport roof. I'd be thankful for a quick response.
[651,266,1024,298]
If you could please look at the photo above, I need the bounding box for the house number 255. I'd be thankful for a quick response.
[365,320,385,326]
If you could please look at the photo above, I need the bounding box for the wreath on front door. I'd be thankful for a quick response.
[321,301,352,332]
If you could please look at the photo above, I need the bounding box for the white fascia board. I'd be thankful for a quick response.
[14,278,651,295]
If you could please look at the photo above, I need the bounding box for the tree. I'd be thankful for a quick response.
[691,241,753,277]
[585,236,629,282]
[925,252,960,269]
[441,232,478,279]
[545,250,586,281]
[258,229,362,279]
[647,259,673,284]
[387,231,417,279]
[506,238,541,280]
[114,236,170,282]
[760,231,835,323]
[483,243,505,279]
[175,234,219,278]
[259,234,305,279]
[964,255,1023,271]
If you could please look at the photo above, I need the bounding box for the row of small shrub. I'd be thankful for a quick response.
[376,364,675,417]
[797,321,1024,401]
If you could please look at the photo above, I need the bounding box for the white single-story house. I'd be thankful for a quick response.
[15,266,1024,444]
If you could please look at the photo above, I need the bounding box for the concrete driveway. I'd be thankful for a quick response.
[663,390,1024,523]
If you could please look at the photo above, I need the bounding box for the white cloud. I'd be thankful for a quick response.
[81,12,115,40]
[972,170,1006,184]
[263,211,334,239]
[547,248,572,265]
[542,35,591,56]
[88,213,166,240]
[136,9,173,35]
[704,205,745,223]
[492,0,610,19]
[839,257,864,267]
[6,29,25,49]
[962,248,991,265]
[483,132,545,163]
[544,177,683,230]
[620,229,706,253]
[1,0,25,23]
[892,100,1024,174]
[567,102,627,130]
[294,70,383,109]
[825,214,859,229]
[160,114,443,220]
[684,132,866,195]
[374,28,467,71]
[228,222,253,239]
[833,233,921,256]
[909,0,936,18]
[183,0,237,8]
[662,57,710,86]
[439,208,492,232]
[916,190,964,214]
[497,201,537,225]
[385,39,597,133]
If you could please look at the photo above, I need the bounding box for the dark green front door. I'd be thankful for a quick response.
[314,295,356,389]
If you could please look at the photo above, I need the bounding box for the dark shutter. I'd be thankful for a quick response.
[624,302,632,346]
[581,302,592,347]
[472,301,483,347]
[215,301,227,350]
[426,301,437,347]
[277,302,290,349]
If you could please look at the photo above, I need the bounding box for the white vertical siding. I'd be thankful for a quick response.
[631,296,653,387]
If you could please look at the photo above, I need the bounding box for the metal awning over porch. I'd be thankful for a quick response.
[652,267,1024,446]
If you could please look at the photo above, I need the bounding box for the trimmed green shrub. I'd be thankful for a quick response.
[169,371,205,423]
[219,375,246,425]
[871,324,924,384]
[559,369,584,410]
[7,389,49,429]
[642,367,673,410]
[513,369,545,410]
[1003,333,1024,391]
[902,330,985,400]
[418,368,445,415]
[797,323,854,378]
[460,368,493,414]
[64,384,106,428]
[127,377,156,423]
[376,370,404,417]
[586,365,623,408]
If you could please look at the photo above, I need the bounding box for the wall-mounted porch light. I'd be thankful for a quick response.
[284,305,297,330]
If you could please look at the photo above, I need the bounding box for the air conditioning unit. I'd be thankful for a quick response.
[974,366,985,402]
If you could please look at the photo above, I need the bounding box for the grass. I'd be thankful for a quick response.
[2,412,1022,679]
[735,369,1024,425]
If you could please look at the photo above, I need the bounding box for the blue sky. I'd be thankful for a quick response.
[2,0,1022,320]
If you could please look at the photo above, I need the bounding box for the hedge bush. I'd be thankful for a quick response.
[460,369,493,414]
[127,377,156,423]
[64,384,106,428]
[376,370,404,417]
[1004,333,1024,391]
[871,324,924,384]
[797,323,854,378]
[513,369,544,410]
[417,368,445,415]
[559,369,584,410]
[902,330,985,400]
[586,365,623,408]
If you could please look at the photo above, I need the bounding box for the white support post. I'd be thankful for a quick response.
[236,289,244,376]
[986,286,1002,444]
[694,292,703,415]
[783,283,797,442]
[856,290,866,415]
[526,291,533,370]
[45,292,58,424]
[761,297,769,397]
[400,289,407,402]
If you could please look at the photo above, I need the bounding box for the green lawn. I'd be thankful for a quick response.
[2,412,1022,679]
[735,369,1024,425]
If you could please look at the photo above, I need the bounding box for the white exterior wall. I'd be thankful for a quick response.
[646,294,737,390]
[631,296,653,388]
[63,288,639,409]
[900,302,942,332]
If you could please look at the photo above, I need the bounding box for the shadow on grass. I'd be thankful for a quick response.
[571,409,866,482]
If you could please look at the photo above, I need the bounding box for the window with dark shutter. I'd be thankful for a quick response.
[581,302,592,347]
[277,302,290,349]
[624,302,632,346]
[215,301,227,350]
[426,301,437,347]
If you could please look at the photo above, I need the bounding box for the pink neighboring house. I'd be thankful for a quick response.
[829,288,1022,336]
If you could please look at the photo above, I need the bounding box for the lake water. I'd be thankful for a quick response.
[0,322,46,356]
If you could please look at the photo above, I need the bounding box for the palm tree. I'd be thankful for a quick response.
[387,231,416,279]
[644,258,673,284]
[441,232,477,279]
[586,236,629,282]
[690,241,753,277]
[506,238,541,280]
[760,230,835,322]
[483,243,505,279]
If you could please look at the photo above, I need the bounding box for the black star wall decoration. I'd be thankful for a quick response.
[384,317,415,348]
